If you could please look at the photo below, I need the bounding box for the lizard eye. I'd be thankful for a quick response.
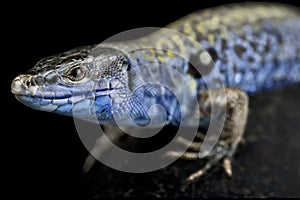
[63,64,88,82]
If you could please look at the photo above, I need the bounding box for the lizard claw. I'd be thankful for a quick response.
[223,158,232,178]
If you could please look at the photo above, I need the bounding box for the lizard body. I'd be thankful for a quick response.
[11,3,300,184]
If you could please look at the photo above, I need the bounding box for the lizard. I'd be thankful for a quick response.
[11,3,300,185]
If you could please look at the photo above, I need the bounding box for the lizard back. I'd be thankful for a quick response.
[141,3,300,94]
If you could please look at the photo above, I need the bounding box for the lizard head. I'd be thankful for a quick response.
[11,45,132,124]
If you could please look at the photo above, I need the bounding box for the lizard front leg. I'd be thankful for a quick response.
[180,87,249,187]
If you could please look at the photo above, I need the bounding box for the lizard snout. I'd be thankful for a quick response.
[11,75,39,96]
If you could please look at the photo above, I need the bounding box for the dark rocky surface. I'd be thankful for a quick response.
[79,86,300,198]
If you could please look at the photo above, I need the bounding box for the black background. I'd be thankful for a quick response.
[2,0,300,198]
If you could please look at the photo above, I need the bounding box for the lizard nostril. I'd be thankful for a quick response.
[11,75,40,96]
[25,78,31,87]
[19,75,34,88]
[11,75,33,95]
[20,75,36,88]
[20,75,41,87]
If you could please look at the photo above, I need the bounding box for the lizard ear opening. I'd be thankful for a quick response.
[116,55,131,72]
[126,59,131,71]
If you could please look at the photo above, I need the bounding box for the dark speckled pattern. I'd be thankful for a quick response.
[147,3,300,94]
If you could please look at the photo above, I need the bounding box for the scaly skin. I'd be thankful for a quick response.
[10,3,300,183]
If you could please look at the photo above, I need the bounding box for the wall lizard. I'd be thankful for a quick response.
[11,3,300,186]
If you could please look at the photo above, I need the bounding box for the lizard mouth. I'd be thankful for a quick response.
[12,73,117,116]
[12,74,114,99]
[14,90,114,114]
[12,75,114,110]
[14,88,114,107]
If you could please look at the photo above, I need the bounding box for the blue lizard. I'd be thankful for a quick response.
[11,3,300,184]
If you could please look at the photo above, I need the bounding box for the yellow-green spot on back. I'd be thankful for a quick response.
[166,50,175,58]
[188,77,197,91]
[183,23,196,41]
[208,34,215,45]
[157,55,165,63]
